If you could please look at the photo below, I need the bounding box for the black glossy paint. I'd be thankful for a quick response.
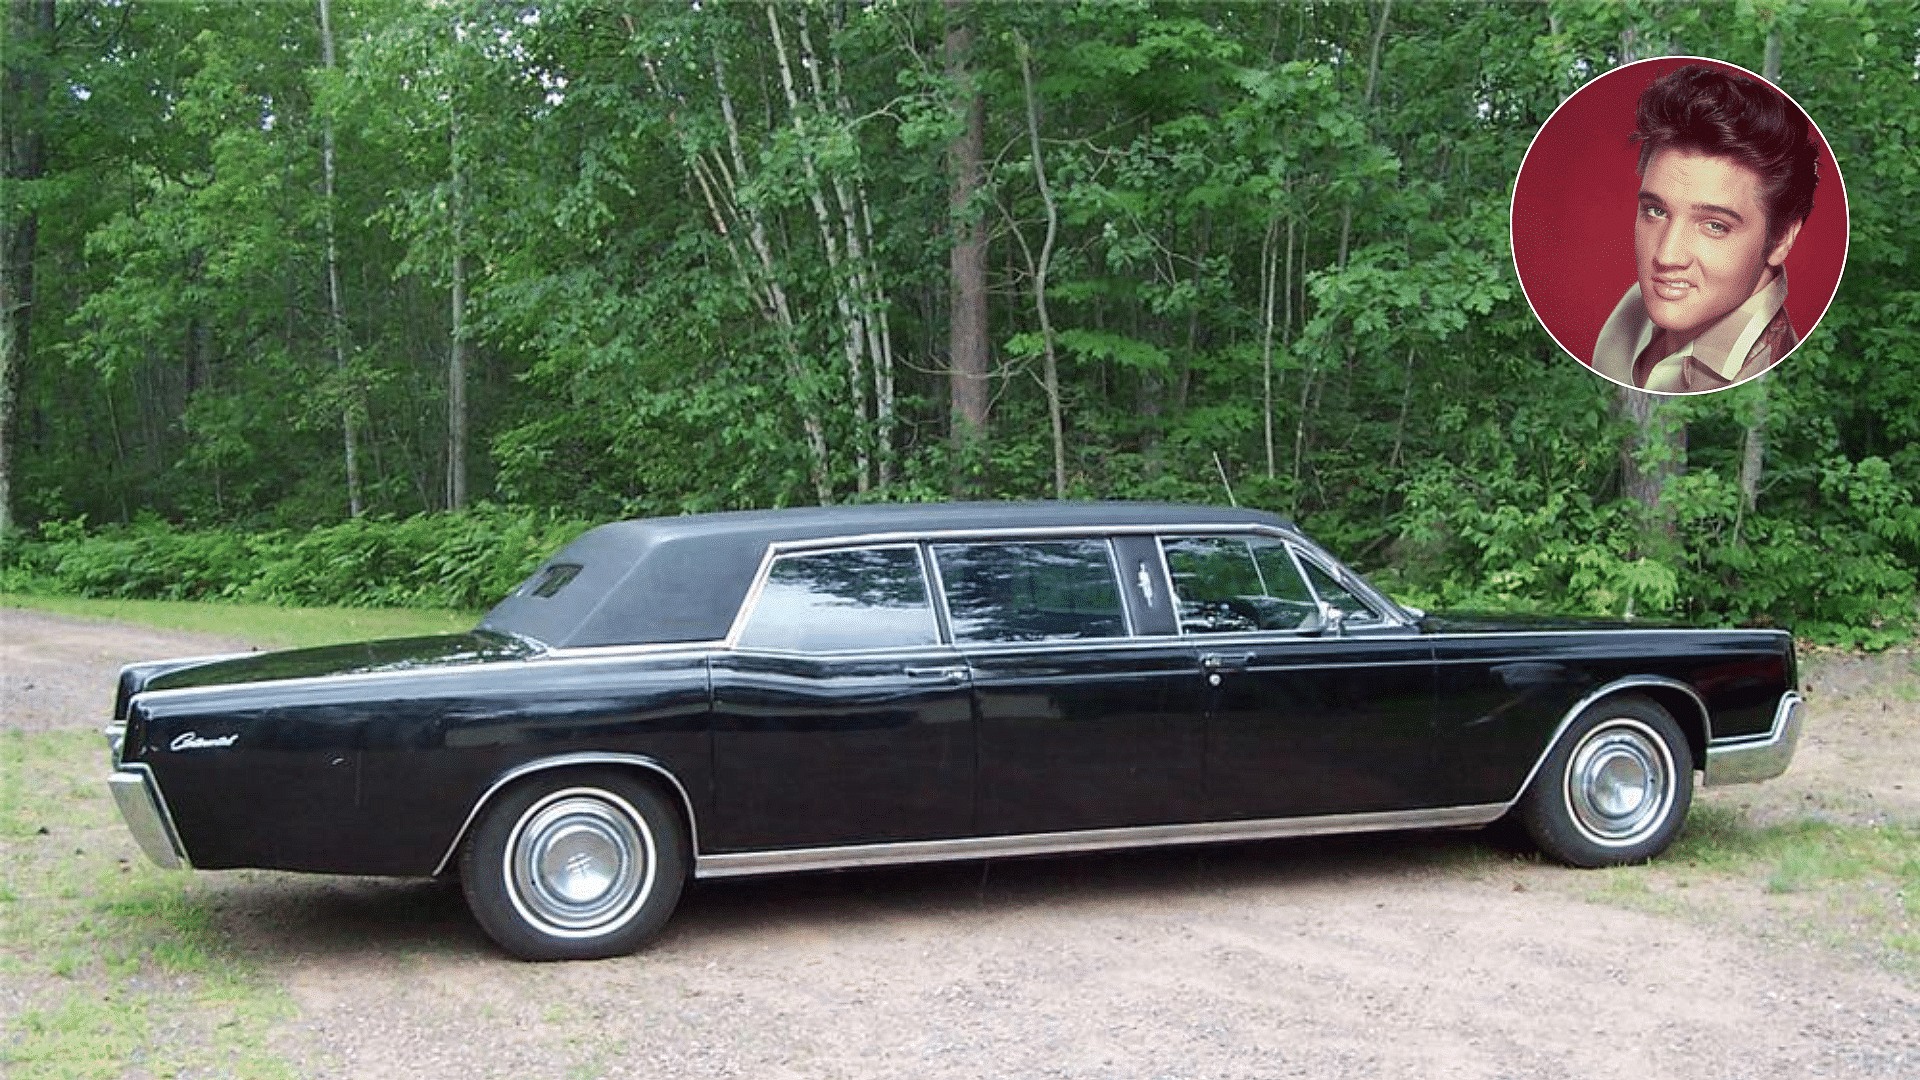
[1428,627,1792,806]
[112,506,1800,883]
[130,651,710,874]
[708,648,974,851]
[145,632,537,691]
[968,641,1206,834]
[1205,636,1439,818]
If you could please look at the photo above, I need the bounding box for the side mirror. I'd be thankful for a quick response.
[1317,601,1349,637]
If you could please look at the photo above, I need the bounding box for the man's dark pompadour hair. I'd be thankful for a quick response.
[1633,63,1819,246]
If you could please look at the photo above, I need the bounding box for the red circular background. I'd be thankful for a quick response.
[1510,56,1848,372]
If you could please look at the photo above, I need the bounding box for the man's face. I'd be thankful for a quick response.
[1635,147,1799,345]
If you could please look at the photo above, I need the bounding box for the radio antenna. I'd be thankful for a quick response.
[1212,452,1238,507]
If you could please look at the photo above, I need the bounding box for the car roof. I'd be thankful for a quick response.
[480,502,1295,648]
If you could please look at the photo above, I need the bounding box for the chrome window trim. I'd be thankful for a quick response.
[931,535,1134,646]
[433,752,700,879]
[536,642,721,662]
[1157,532,1409,638]
[729,541,941,655]
[727,521,1425,644]
[722,642,972,662]
[692,802,1508,879]
[1500,675,1712,805]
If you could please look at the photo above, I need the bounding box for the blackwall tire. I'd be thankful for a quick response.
[1520,695,1693,868]
[461,769,687,961]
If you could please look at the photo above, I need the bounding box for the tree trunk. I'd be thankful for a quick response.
[447,219,469,510]
[770,4,874,492]
[1613,27,1683,550]
[318,0,363,516]
[0,0,54,536]
[1335,0,1392,268]
[707,39,833,504]
[443,98,470,510]
[1015,36,1066,499]
[945,0,990,479]
[1738,30,1785,519]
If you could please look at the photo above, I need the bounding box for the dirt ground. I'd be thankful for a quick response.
[3,608,1917,1079]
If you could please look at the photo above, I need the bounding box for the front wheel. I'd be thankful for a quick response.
[461,769,687,961]
[1519,695,1693,867]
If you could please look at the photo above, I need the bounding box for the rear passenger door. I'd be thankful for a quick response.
[935,536,1206,836]
[708,544,975,851]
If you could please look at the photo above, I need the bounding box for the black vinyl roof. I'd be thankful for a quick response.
[480,501,1294,648]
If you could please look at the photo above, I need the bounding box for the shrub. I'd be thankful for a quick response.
[1,507,592,612]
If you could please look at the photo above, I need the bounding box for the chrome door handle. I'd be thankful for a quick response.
[904,665,969,683]
[1201,652,1254,670]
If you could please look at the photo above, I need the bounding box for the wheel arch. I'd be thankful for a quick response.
[1624,680,1711,770]
[433,752,699,878]
[1507,675,1710,809]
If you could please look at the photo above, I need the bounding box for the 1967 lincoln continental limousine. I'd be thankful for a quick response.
[107,502,1804,959]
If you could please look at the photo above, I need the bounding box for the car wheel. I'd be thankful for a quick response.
[461,769,687,961]
[1519,695,1693,868]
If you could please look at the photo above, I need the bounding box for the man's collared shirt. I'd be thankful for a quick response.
[1592,270,1795,393]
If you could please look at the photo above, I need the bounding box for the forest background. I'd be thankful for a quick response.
[2,0,1916,646]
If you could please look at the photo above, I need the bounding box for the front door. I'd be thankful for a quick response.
[1160,534,1439,820]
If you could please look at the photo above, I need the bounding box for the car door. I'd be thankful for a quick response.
[1160,534,1440,820]
[935,536,1207,836]
[707,543,975,851]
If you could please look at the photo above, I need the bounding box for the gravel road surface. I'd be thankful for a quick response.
[4,609,1915,1079]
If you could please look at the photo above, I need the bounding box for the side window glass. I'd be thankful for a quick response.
[1301,558,1380,624]
[1162,536,1319,633]
[934,540,1126,644]
[737,546,939,652]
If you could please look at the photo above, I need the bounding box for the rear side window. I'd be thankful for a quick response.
[934,539,1126,643]
[737,546,939,652]
[519,563,582,599]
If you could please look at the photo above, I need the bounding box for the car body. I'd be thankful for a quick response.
[106,502,1804,959]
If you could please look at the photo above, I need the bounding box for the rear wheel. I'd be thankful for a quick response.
[1519,695,1693,867]
[461,769,687,960]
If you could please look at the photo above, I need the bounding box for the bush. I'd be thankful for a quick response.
[1,507,593,612]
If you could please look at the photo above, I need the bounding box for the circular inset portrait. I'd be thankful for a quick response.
[1512,56,1847,395]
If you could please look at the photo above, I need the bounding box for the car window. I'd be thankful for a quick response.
[1300,557,1382,625]
[736,545,940,652]
[1162,536,1320,633]
[518,563,582,599]
[934,539,1127,643]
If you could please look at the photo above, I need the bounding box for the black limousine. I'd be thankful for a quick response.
[107,503,1803,959]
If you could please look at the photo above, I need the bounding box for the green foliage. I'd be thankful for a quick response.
[2,508,590,611]
[4,0,1916,644]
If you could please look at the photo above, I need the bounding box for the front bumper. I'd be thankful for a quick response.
[105,724,190,869]
[1704,691,1805,787]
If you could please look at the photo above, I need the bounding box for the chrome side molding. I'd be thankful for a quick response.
[692,803,1508,879]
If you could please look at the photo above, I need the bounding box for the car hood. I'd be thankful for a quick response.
[139,631,539,693]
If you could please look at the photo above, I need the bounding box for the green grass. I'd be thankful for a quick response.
[1573,804,1920,974]
[1,730,299,1079]
[2,593,476,649]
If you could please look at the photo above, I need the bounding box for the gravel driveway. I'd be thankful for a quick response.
[4,609,1916,1079]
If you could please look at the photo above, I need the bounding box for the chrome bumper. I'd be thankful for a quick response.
[106,722,190,870]
[1704,691,1805,786]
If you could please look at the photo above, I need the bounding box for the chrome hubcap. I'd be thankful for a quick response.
[507,790,654,937]
[1565,720,1674,846]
